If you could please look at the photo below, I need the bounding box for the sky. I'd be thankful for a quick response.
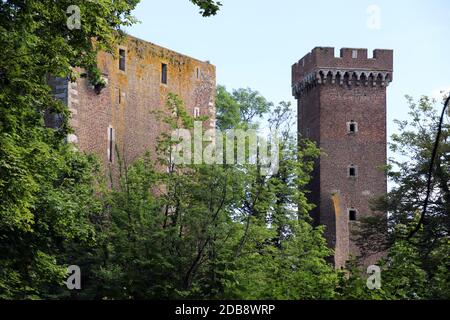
[126,0,450,141]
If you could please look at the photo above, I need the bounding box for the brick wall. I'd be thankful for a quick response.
[49,35,216,185]
[293,47,392,268]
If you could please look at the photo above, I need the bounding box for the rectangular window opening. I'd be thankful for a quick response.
[349,209,357,221]
[349,166,357,177]
[348,121,358,134]
[119,49,126,71]
[349,123,356,133]
[109,127,114,163]
[161,63,168,84]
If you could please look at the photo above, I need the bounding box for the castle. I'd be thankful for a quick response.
[48,35,216,181]
[292,47,393,267]
[49,39,393,268]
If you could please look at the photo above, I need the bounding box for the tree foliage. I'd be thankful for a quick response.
[348,95,450,299]
[216,85,272,130]
[66,90,338,300]
[0,0,141,299]
[190,0,222,17]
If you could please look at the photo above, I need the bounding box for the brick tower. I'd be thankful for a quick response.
[292,47,393,268]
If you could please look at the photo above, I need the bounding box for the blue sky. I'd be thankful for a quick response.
[127,0,450,138]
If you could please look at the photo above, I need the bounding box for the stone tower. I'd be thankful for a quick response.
[292,47,393,268]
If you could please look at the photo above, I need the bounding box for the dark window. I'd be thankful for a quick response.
[161,63,168,84]
[196,67,200,79]
[118,89,121,104]
[119,49,126,71]
[349,123,356,132]
[349,121,357,133]
[349,165,357,177]
[109,127,114,163]
[349,209,357,221]
[347,120,358,134]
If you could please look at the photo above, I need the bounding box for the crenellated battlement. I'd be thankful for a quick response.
[292,47,393,98]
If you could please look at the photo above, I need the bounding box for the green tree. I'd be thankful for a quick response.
[159,91,337,299]
[0,0,223,300]
[0,0,140,299]
[76,90,338,300]
[216,86,273,130]
[220,100,337,299]
[348,95,450,299]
